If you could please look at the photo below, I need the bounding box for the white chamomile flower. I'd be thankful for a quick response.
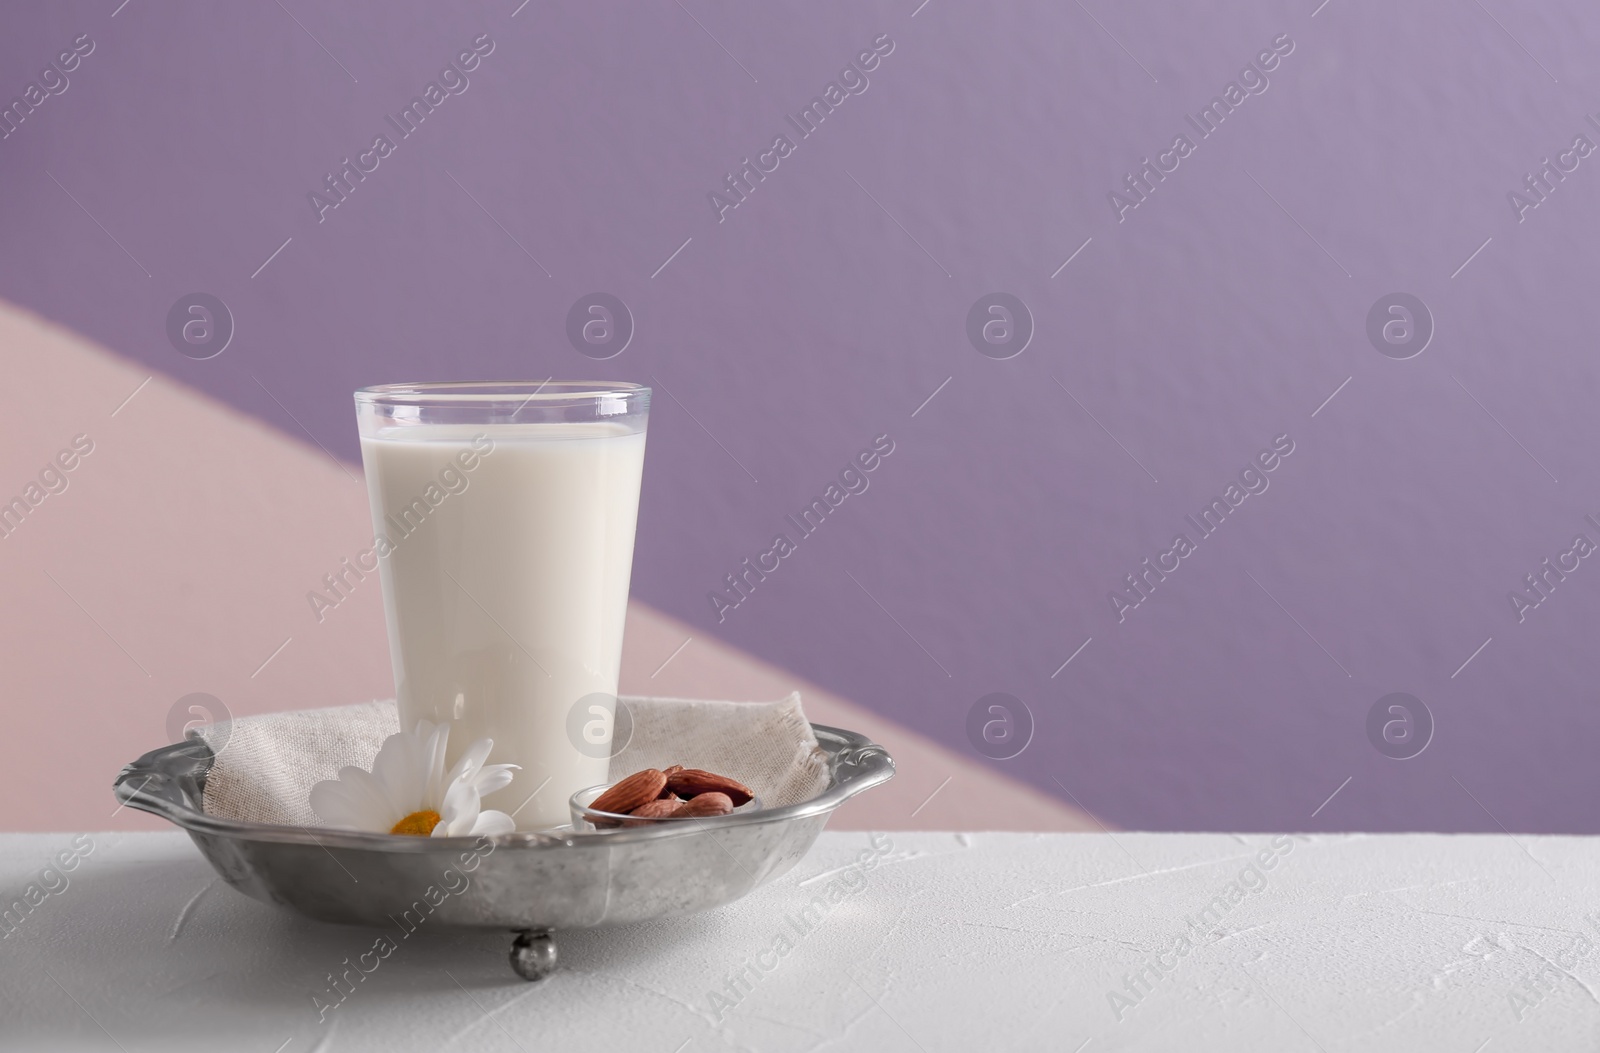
[309,720,519,837]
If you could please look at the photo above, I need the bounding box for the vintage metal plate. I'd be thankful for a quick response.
[113,724,893,937]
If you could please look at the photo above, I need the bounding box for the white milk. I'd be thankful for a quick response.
[360,422,646,830]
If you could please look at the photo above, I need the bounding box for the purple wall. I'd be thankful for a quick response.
[5,0,1600,832]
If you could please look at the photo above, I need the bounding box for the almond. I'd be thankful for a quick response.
[671,792,734,819]
[666,768,754,806]
[590,768,667,817]
[621,798,683,827]
[655,767,684,798]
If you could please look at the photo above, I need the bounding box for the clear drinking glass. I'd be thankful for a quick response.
[353,382,649,831]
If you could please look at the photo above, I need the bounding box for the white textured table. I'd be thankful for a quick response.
[3,831,1596,1051]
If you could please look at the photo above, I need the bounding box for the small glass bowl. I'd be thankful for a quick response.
[570,783,762,831]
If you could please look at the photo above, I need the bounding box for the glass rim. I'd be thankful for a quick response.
[354,381,649,405]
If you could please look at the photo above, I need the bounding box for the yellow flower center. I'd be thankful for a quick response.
[390,810,442,837]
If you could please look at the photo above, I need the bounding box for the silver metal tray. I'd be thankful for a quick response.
[112,724,894,979]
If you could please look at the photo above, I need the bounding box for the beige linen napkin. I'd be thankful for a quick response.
[193,694,830,827]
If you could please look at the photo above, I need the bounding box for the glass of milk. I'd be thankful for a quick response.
[353,382,649,830]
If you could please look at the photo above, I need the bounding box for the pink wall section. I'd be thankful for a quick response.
[0,300,1091,833]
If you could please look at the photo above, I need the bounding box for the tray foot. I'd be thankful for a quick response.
[510,929,557,981]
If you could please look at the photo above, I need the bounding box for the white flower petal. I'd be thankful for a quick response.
[473,763,519,797]
[470,810,516,837]
[435,778,481,837]
[340,767,394,821]
[421,722,451,811]
[445,737,494,788]
[370,727,424,819]
[311,767,396,831]
[308,779,367,829]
